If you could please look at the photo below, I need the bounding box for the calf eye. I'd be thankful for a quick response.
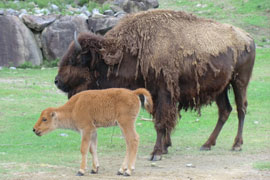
[42,118,47,122]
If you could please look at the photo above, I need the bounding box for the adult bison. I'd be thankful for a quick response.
[55,10,255,160]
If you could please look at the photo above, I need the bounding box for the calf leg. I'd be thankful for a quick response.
[201,87,232,150]
[77,129,93,176]
[118,120,139,176]
[89,130,99,174]
[117,139,129,175]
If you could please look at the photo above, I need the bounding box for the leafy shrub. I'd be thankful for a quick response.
[17,61,40,69]
[42,59,59,68]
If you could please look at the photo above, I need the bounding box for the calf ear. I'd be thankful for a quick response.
[51,112,56,117]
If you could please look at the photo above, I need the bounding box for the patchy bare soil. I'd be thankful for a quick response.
[2,152,270,180]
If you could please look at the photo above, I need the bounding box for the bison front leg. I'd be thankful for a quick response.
[77,129,92,176]
[151,92,177,161]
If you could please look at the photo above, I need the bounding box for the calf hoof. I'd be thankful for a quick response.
[123,172,131,176]
[76,171,84,176]
[150,154,162,161]
[91,169,98,174]
[117,171,123,175]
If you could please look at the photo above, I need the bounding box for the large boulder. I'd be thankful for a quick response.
[87,15,124,35]
[0,15,43,67]
[41,15,89,61]
[22,15,59,32]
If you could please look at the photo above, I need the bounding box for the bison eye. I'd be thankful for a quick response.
[42,118,47,122]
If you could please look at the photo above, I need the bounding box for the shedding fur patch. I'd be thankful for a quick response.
[103,9,253,109]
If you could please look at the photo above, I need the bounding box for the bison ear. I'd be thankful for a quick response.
[102,50,123,66]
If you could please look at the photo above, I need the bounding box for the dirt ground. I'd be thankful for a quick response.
[2,151,270,180]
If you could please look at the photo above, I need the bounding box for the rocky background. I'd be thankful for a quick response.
[0,0,159,67]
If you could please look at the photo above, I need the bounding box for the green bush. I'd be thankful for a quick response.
[17,61,40,69]
[88,1,110,14]
[42,59,59,68]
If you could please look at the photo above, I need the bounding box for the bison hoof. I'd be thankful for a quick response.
[200,145,211,151]
[150,154,162,161]
[232,146,242,151]
[76,171,84,176]
[162,149,168,154]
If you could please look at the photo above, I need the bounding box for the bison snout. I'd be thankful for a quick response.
[54,76,59,85]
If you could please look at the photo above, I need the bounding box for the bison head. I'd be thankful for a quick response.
[55,32,102,98]
[55,31,124,98]
[33,108,57,136]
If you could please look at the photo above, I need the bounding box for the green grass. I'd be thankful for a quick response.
[253,161,270,171]
[159,0,270,47]
[0,48,269,177]
[0,0,110,15]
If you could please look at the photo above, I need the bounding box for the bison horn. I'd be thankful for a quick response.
[74,31,82,53]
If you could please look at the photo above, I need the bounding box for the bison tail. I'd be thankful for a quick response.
[133,88,153,114]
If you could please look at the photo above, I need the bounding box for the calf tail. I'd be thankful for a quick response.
[133,88,153,114]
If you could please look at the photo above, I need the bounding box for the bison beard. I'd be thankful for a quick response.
[55,10,255,160]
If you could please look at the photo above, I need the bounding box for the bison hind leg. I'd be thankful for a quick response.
[201,87,232,151]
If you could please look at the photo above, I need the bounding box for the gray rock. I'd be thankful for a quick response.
[87,16,122,35]
[114,11,126,18]
[34,32,42,48]
[83,10,91,17]
[0,16,43,67]
[34,8,42,15]
[6,9,19,16]
[50,4,59,12]
[66,5,80,13]
[80,5,88,12]
[20,9,28,14]
[110,4,124,13]
[0,10,4,15]
[22,15,59,32]
[113,0,159,13]
[78,13,88,20]
[80,5,91,17]
[104,9,114,16]
[92,8,107,18]
[145,0,159,8]
[41,15,89,61]
[40,8,51,15]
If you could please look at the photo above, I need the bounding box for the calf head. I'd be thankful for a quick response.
[33,108,57,136]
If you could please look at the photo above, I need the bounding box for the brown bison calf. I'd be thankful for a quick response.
[33,88,153,176]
